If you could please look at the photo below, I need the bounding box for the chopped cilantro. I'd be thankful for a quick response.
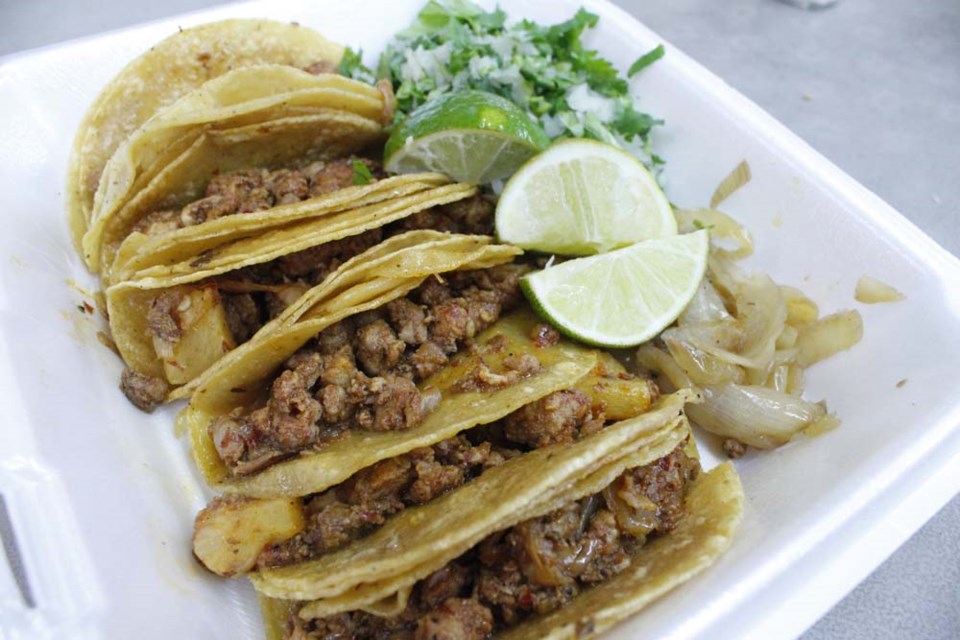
[338,48,376,84]
[339,0,665,170]
[628,44,665,78]
[352,160,374,185]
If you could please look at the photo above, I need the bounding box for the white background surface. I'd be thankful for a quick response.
[0,0,957,638]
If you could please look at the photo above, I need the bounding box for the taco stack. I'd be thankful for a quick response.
[69,19,517,408]
[65,17,744,640]
[107,180,494,410]
[175,232,741,639]
[262,449,741,640]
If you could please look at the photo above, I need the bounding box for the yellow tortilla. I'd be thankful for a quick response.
[110,173,449,281]
[86,69,390,275]
[500,462,742,640]
[264,453,741,640]
[252,390,696,601]
[86,109,385,275]
[183,308,589,498]
[67,19,344,253]
[119,183,478,289]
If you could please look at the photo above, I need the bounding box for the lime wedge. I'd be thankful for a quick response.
[496,139,676,255]
[522,230,709,347]
[384,90,550,184]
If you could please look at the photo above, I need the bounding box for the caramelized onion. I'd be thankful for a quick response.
[686,384,826,449]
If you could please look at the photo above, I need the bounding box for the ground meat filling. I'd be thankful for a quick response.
[254,385,608,569]
[131,157,384,236]
[395,193,496,237]
[296,446,700,640]
[210,264,527,476]
[258,434,512,568]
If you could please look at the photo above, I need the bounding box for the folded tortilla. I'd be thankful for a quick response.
[67,19,345,255]
[106,186,479,398]
[178,233,592,497]
[255,418,741,640]
[83,66,393,276]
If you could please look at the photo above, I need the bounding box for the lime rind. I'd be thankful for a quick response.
[521,230,710,348]
[386,129,543,184]
[383,90,549,183]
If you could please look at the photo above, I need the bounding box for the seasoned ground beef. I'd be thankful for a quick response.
[531,323,560,348]
[210,264,528,476]
[257,435,510,568]
[396,194,496,237]
[216,381,607,570]
[295,445,700,640]
[131,158,384,236]
[503,389,603,448]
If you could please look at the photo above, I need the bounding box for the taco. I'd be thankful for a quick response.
[253,417,742,640]
[67,19,345,255]
[178,231,566,491]
[108,182,492,410]
[83,65,396,276]
[190,313,662,577]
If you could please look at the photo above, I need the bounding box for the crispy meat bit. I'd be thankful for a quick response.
[119,368,169,412]
[222,292,261,343]
[146,290,183,342]
[303,447,700,637]
[277,228,382,279]
[268,370,322,451]
[356,319,406,376]
[440,194,496,236]
[723,437,747,459]
[138,158,383,235]
[607,447,700,536]
[399,194,495,236]
[266,168,310,205]
[303,60,339,75]
[361,374,425,432]
[216,266,524,475]
[531,323,560,348]
[409,341,449,380]
[419,563,472,609]
[415,598,493,640]
[306,158,380,196]
[388,298,429,346]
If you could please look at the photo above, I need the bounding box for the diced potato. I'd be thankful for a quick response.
[574,374,658,420]
[193,496,304,577]
[153,285,237,384]
[795,310,863,368]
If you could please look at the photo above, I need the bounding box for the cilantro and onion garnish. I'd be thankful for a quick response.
[340,0,666,169]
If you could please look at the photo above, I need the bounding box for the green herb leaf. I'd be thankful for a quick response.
[338,47,377,83]
[352,160,374,185]
[627,44,665,77]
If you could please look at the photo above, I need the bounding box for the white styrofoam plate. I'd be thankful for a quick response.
[1,1,959,638]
